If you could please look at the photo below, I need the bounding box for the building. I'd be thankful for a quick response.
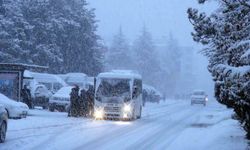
[0,63,47,101]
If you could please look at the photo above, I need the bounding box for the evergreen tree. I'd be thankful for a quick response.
[0,0,104,75]
[52,0,103,75]
[0,0,32,63]
[133,26,161,87]
[161,34,181,96]
[188,0,250,137]
[106,27,131,70]
[21,0,63,73]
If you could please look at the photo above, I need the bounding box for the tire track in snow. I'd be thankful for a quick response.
[128,107,204,150]
[2,101,187,150]
[73,102,190,150]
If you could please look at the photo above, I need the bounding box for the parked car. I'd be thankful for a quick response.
[24,70,67,94]
[142,84,163,104]
[32,84,52,109]
[49,86,73,112]
[24,71,56,109]
[0,93,29,119]
[191,90,208,106]
[0,104,8,143]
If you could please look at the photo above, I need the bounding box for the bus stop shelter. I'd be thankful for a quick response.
[0,63,48,101]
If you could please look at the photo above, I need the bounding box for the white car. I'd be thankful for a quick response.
[32,84,52,109]
[49,86,73,112]
[191,90,208,106]
[0,93,29,119]
[143,84,163,104]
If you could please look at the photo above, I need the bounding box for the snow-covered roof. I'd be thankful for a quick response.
[192,90,205,93]
[0,63,48,71]
[87,77,95,85]
[24,70,33,78]
[98,70,142,80]
[57,74,68,80]
[25,71,67,86]
[64,73,87,83]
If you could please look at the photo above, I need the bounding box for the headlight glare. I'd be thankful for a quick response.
[123,104,131,112]
[123,113,128,118]
[205,97,208,101]
[94,108,104,119]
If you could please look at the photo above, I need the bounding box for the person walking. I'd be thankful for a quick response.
[86,85,95,117]
[79,88,87,117]
[21,85,32,109]
[69,85,80,117]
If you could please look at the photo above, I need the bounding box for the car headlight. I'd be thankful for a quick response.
[205,97,208,101]
[123,104,131,113]
[94,108,104,119]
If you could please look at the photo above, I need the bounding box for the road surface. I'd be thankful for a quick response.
[0,99,247,150]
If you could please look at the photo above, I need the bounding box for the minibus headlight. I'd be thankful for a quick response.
[94,108,104,119]
[205,97,208,101]
[123,104,131,113]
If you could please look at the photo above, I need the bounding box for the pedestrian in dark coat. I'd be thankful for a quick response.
[21,85,32,109]
[79,89,87,117]
[69,85,80,117]
[86,85,95,117]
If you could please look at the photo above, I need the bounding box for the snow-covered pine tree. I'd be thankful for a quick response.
[50,0,103,75]
[21,0,63,73]
[106,27,131,70]
[0,0,32,63]
[161,34,182,97]
[0,0,103,75]
[132,26,161,87]
[188,0,250,138]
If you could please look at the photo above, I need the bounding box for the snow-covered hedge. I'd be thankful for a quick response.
[188,0,250,138]
[212,64,250,136]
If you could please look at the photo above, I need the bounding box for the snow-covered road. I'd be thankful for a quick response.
[0,100,248,150]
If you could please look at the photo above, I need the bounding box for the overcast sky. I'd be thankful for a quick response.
[89,0,218,97]
[89,0,217,46]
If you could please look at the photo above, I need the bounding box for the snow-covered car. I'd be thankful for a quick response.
[49,86,73,112]
[142,84,163,104]
[0,93,29,119]
[0,104,8,143]
[32,84,51,109]
[60,73,88,89]
[24,70,67,94]
[24,71,55,109]
[191,90,208,106]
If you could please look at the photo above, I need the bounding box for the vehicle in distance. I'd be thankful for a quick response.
[94,70,143,120]
[32,84,51,109]
[191,90,208,106]
[49,86,73,112]
[142,84,163,104]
